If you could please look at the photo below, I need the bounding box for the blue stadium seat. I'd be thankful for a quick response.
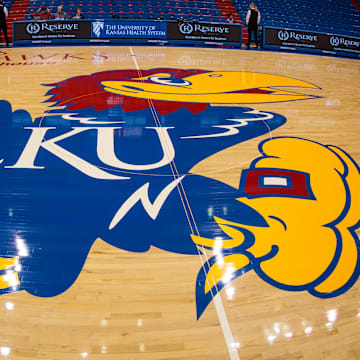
[236,0,360,38]
[201,14,211,21]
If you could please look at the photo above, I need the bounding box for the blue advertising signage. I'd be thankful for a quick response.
[91,21,167,39]
[263,26,360,58]
[13,19,240,48]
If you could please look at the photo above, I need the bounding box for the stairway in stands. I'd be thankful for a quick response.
[4,0,28,43]
[214,0,248,43]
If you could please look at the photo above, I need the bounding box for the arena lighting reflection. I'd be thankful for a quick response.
[327,309,338,323]
[265,322,294,345]
[222,265,235,284]
[325,98,341,107]
[5,302,14,310]
[213,238,223,256]
[3,271,18,289]
[213,237,225,267]
[0,347,10,356]
[265,331,277,345]
[325,309,338,331]
[225,286,235,300]
[15,236,29,257]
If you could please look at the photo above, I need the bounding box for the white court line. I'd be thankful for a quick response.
[129,45,140,70]
[128,46,240,360]
[214,294,240,360]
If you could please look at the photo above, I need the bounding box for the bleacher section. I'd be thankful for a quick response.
[234,0,360,37]
[23,0,231,23]
[4,0,359,45]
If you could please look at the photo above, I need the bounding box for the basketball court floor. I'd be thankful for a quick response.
[0,45,359,360]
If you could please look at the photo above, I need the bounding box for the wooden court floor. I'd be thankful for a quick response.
[0,46,359,360]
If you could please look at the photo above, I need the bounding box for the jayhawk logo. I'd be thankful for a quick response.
[0,68,359,319]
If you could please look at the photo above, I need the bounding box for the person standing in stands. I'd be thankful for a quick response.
[55,5,68,20]
[246,2,260,47]
[32,6,54,20]
[0,0,9,45]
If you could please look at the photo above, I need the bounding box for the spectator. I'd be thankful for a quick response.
[55,5,68,20]
[0,0,9,45]
[112,13,119,19]
[226,13,235,23]
[32,6,54,20]
[72,8,83,19]
[246,2,260,47]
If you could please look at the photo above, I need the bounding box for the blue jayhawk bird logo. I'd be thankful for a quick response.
[0,68,359,319]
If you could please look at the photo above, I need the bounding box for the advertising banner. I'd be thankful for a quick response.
[263,27,360,57]
[167,21,242,45]
[13,20,91,42]
[91,21,167,40]
[13,19,241,47]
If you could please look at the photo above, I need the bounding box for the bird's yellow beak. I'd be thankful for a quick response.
[101,71,320,104]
